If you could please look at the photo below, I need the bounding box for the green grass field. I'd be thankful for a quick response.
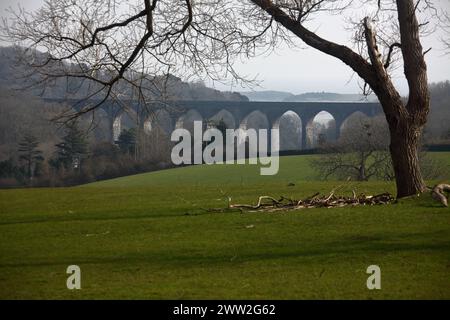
[1,154,450,299]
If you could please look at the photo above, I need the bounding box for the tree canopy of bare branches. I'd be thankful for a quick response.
[1,0,288,120]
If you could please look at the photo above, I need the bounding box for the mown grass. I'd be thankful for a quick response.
[0,154,449,299]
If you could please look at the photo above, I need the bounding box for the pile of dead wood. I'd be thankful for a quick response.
[218,192,394,213]
[208,183,449,214]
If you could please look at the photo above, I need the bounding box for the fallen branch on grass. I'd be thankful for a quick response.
[209,191,394,213]
[431,184,450,207]
[208,182,450,213]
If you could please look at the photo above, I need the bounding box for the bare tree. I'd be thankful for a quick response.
[313,115,392,181]
[1,0,443,197]
[247,0,436,198]
[313,114,449,182]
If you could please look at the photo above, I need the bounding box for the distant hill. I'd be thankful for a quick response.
[240,90,294,102]
[0,46,248,102]
[240,90,378,103]
[283,92,378,103]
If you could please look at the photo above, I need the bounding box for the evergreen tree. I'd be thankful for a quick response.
[54,122,88,170]
[117,128,137,156]
[18,134,44,181]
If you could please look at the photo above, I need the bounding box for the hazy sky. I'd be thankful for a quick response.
[1,0,450,94]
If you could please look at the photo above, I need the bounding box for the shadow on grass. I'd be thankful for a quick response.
[0,208,213,226]
[2,230,449,269]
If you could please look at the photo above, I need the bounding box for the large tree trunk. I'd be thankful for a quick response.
[250,0,430,198]
[389,0,430,198]
[388,120,426,198]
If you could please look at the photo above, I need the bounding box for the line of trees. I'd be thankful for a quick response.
[0,122,173,187]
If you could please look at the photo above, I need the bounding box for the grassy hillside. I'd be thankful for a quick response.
[0,154,449,299]
[87,155,318,187]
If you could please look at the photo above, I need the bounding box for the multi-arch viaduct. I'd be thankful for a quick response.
[48,99,383,150]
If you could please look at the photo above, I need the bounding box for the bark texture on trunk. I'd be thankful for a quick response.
[389,123,425,197]
[250,0,430,198]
